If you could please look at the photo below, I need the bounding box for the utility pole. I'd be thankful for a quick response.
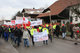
[49,13,53,38]
[49,12,52,26]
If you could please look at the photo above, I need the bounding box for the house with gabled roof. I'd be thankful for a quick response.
[21,8,44,20]
[37,0,80,24]
[12,8,44,21]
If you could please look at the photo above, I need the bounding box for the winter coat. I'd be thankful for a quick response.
[4,30,9,37]
[0,27,3,34]
[55,25,60,32]
[62,26,66,33]
[70,24,73,32]
[14,29,23,37]
[23,30,30,39]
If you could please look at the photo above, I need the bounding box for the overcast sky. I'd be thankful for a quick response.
[0,0,57,20]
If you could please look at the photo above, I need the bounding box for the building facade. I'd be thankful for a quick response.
[37,0,80,24]
[69,4,80,24]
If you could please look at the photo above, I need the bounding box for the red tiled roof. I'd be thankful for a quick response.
[37,0,80,18]
[37,13,51,17]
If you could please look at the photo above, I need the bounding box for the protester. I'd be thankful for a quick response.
[55,24,60,38]
[33,27,37,45]
[49,27,53,43]
[8,26,11,37]
[61,24,66,39]
[39,26,42,32]
[52,24,56,38]
[14,27,23,47]
[42,26,49,45]
[0,25,3,38]
[23,29,30,47]
[1,21,80,47]
[30,26,35,46]
[73,24,80,45]
[4,28,9,41]
[70,23,74,39]
[19,28,23,42]
[2,26,4,38]
[10,27,15,42]
[46,24,49,29]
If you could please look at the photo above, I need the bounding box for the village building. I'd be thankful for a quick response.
[21,8,44,20]
[37,0,80,24]
[0,20,10,25]
[12,8,44,21]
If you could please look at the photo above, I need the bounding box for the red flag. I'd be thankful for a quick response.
[26,24,30,26]
[28,21,31,25]
[23,17,25,21]
[37,28,39,32]
[23,23,25,27]
[32,26,34,28]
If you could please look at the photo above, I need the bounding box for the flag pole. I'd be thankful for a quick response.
[22,13,25,29]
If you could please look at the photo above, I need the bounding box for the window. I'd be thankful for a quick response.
[75,17,78,21]
[70,17,72,22]
[63,21,65,24]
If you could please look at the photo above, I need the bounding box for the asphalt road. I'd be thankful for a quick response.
[15,39,80,53]
[0,39,18,53]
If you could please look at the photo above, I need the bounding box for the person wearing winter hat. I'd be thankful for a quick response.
[61,24,66,39]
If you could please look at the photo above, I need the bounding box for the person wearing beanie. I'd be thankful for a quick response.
[61,24,66,39]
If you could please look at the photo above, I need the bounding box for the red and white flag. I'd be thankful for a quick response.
[23,17,25,21]
[11,20,15,24]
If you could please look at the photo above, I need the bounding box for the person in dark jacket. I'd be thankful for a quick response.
[10,28,15,42]
[2,26,4,38]
[62,24,66,39]
[49,27,53,43]
[0,26,3,38]
[70,23,74,39]
[14,27,23,47]
[4,28,9,41]
[18,28,23,43]
[55,25,60,38]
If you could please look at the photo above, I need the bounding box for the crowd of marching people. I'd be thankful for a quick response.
[0,23,80,47]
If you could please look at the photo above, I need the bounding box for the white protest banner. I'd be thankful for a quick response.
[30,20,42,26]
[23,18,28,23]
[6,22,13,25]
[4,21,13,25]
[15,18,28,24]
[15,20,23,24]
[16,16,23,20]
[33,31,48,42]
[4,21,7,25]
[16,16,29,21]
[26,16,31,19]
